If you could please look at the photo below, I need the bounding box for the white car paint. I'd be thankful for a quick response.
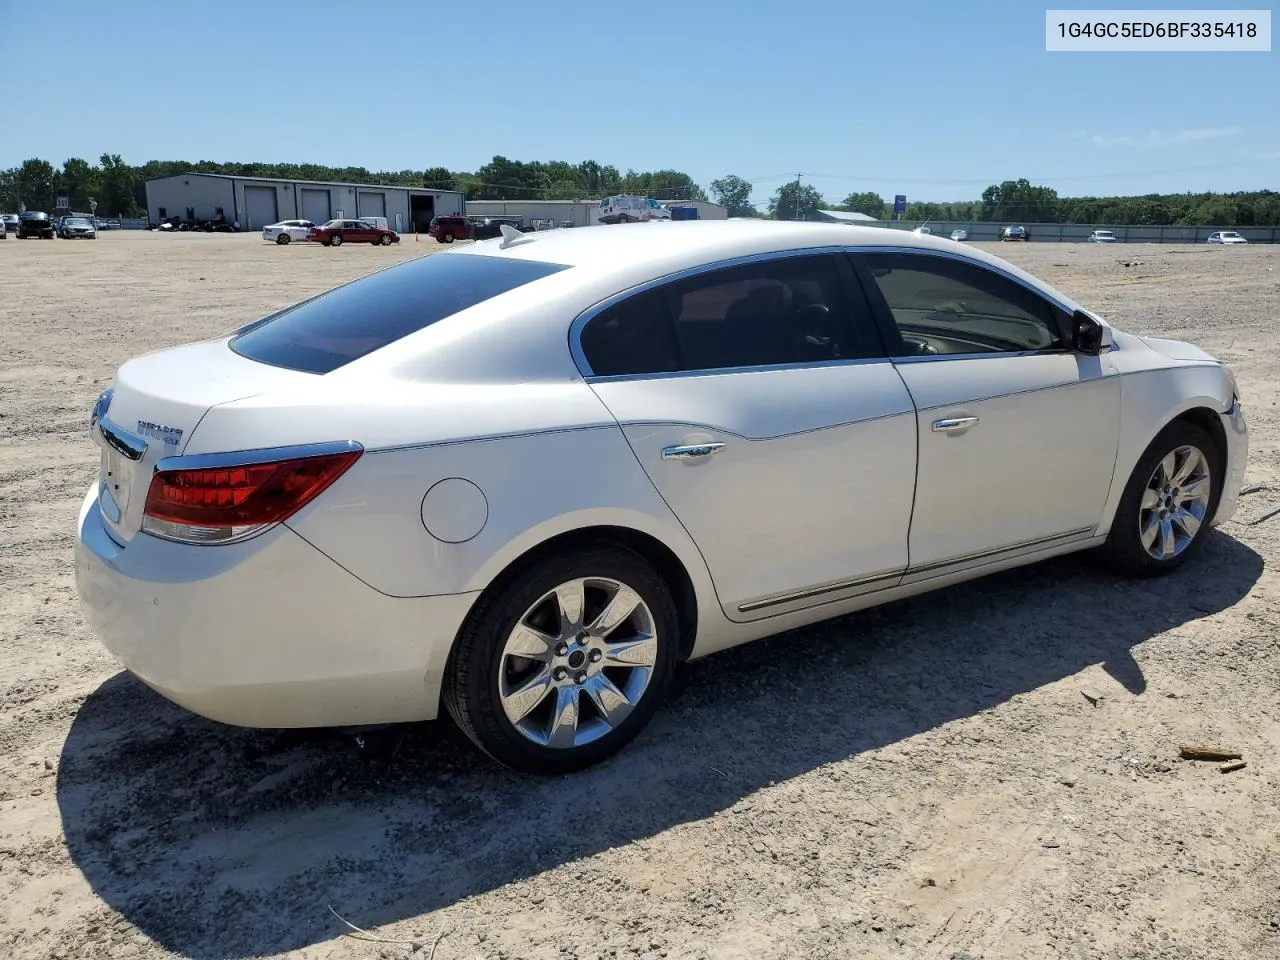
[76,220,1248,733]
[261,219,315,243]
[1206,231,1248,244]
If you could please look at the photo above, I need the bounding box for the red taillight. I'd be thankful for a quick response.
[142,449,360,544]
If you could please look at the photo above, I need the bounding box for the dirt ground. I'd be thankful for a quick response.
[1,230,1278,960]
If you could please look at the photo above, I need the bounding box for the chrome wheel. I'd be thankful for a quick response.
[498,577,658,749]
[1139,444,1212,560]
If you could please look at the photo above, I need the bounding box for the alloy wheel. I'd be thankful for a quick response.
[1139,444,1212,560]
[498,577,658,749]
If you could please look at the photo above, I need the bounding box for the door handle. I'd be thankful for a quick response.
[661,442,727,461]
[931,416,979,434]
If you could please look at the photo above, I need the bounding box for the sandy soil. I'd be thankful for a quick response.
[1,231,1278,960]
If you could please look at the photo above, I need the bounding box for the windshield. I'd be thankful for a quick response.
[230,253,571,374]
[66,218,90,226]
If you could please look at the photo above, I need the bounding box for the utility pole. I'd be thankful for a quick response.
[792,172,803,220]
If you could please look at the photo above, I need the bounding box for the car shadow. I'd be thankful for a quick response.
[57,532,1263,958]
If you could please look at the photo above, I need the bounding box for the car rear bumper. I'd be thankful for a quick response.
[74,484,478,728]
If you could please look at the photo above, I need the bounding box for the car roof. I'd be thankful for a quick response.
[449,219,1081,308]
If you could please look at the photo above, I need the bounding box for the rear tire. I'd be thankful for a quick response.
[330,234,343,246]
[442,232,454,243]
[276,233,291,245]
[1102,420,1222,577]
[443,545,679,775]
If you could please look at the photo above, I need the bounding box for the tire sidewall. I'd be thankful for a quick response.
[446,546,679,774]
[1107,419,1223,575]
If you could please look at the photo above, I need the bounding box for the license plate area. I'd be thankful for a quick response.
[99,444,134,522]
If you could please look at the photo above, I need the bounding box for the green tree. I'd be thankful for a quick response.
[710,174,755,216]
[769,181,826,220]
[840,191,885,218]
[60,158,100,210]
[16,158,56,210]
[98,153,142,216]
[422,166,456,189]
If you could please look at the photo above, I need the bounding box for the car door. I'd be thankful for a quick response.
[576,251,919,622]
[852,249,1121,574]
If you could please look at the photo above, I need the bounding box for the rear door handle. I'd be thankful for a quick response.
[931,416,979,434]
[661,442,727,461]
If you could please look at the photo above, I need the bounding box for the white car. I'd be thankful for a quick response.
[1206,231,1247,245]
[75,221,1249,774]
[1087,230,1118,243]
[261,219,315,245]
[949,229,968,242]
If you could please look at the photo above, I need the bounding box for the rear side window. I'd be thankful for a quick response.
[579,254,882,377]
[230,254,570,374]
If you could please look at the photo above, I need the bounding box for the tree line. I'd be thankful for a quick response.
[0,155,708,216]
[2,156,1275,227]
[731,176,1280,226]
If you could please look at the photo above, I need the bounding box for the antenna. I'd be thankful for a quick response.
[498,224,536,248]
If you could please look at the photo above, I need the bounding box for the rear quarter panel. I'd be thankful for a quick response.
[284,424,728,647]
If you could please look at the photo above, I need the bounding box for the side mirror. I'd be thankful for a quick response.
[1072,309,1111,355]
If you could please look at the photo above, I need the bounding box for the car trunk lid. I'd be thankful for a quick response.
[94,337,315,544]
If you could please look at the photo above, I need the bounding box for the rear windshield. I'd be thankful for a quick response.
[229,253,570,374]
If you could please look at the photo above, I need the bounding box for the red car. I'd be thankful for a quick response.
[307,218,400,247]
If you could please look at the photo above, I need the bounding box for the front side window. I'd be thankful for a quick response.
[579,255,882,377]
[231,254,570,374]
[860,253,1064,356]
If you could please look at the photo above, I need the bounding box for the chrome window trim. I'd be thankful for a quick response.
[584,353,894,385]
[152,439,363,474]
[568,243,1082,382]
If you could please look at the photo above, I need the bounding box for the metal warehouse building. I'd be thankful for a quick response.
[144,173,465,232]
[465,198,728,228]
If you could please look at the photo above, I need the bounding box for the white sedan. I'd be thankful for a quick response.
[261,219,315,244]
[75,221,1249,774]
[1206,231,1248,245]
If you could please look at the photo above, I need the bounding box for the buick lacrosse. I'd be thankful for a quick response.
[76,221,1248,773]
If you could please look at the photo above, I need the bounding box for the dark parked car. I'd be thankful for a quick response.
[427,215,472,243]
[17,211,55,239]
[306,218,400,247]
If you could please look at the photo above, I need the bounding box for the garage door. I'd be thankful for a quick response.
[243,186,278,229]
[300,188,331,224]
[357,191,386,220]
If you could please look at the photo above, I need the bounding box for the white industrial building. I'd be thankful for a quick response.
[144,173,465,232]
[465,197,728,228]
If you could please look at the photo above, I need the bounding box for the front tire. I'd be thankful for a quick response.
[443,546,679,774]
[1103,420,1221,577]
[380,234,393,245]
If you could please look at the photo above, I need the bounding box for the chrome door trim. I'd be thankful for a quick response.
[568,245,855,379]
[661,442,726,461]
[905,526,1096,578]
[98,418,149,462]
[737,568,904,614]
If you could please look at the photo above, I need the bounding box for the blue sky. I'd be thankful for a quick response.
[1,0,1275,207]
